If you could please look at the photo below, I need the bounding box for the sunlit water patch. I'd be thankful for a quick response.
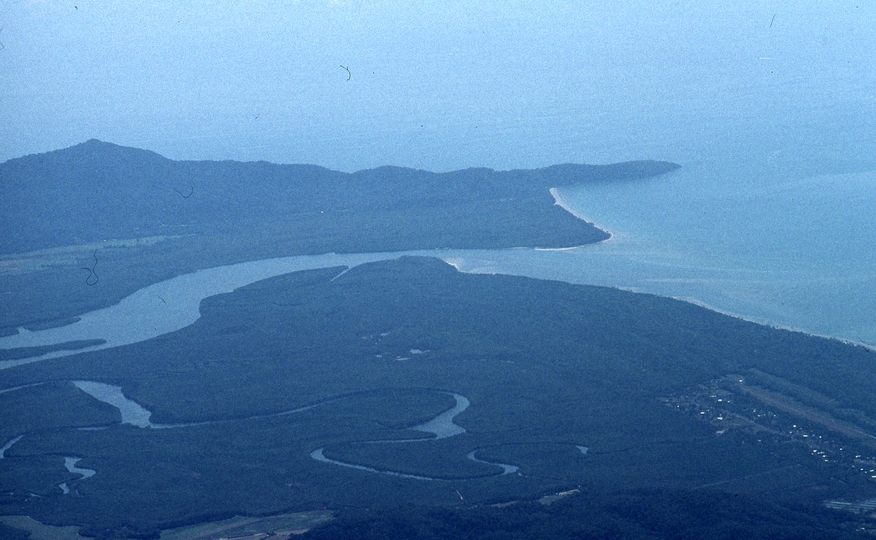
[65,457,96,479]
[410,394,469,439]
[59,457,96,495]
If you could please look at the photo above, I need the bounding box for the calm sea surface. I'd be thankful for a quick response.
[446,160,876,346]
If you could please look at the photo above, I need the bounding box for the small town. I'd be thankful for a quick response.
[663,369,876,517]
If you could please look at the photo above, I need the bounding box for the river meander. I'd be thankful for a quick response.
[23,382,521,482]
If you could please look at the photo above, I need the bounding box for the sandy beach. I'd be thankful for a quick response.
[549,187,614,242]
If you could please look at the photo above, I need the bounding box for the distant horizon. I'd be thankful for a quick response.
[3,3,874,172]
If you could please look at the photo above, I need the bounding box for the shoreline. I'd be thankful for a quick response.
[547,185,875,351]
[2,245,872,369]
[549,187,614,243]
[670,294,876,353]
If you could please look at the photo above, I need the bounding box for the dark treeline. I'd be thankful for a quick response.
[303,489,871,540]
[0,523,32,540]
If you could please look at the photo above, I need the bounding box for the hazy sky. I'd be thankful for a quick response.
[1,1,874,171]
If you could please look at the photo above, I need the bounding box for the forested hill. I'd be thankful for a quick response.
[0,140,679,255]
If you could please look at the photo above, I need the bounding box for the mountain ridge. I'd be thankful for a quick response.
[0,140,679,255]
[2,139,679,178]
[0,140,678,328]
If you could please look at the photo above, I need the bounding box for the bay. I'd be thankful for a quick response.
[547,163,876,345]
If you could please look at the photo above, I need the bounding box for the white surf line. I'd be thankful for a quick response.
[549,187,615,242]
[669,294,876,352]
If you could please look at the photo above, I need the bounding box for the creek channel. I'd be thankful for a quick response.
[311,393,520,480]
[0,252,404,368]
[5,381,519,486]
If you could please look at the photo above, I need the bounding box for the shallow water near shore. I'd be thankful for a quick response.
[437,157,876,347]
[549,162,876,345]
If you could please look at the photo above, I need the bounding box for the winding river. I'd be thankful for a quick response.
[5,380,523,482]
[0,435,22,459]
[309,393,517,480]
[59,457,96,495]
[11,170,863,481]
[0,245,601,480]
[0,247,589,368]
[4,160,876,366]
[80,384,519,480]
[0,252,405,368]
[0,242,643,369]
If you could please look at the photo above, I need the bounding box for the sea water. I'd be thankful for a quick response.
[551,162,876,345]
[438,155,876,346]
[4,177,876,367]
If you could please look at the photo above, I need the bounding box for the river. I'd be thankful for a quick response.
[10,380,521,482]
[2,162,875,368]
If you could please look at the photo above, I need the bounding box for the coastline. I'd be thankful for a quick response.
[548,184,875,351]
[2,243,872,369]
[549,187,615,243]
[671,294,876,353]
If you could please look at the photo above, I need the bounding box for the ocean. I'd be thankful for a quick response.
[445,158,876,347]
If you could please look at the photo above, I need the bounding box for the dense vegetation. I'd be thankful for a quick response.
[4,143,874,538]
[3,257,876,537]
[0,140,677,256]
[303,489,872,540]
[0,141,677,328]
